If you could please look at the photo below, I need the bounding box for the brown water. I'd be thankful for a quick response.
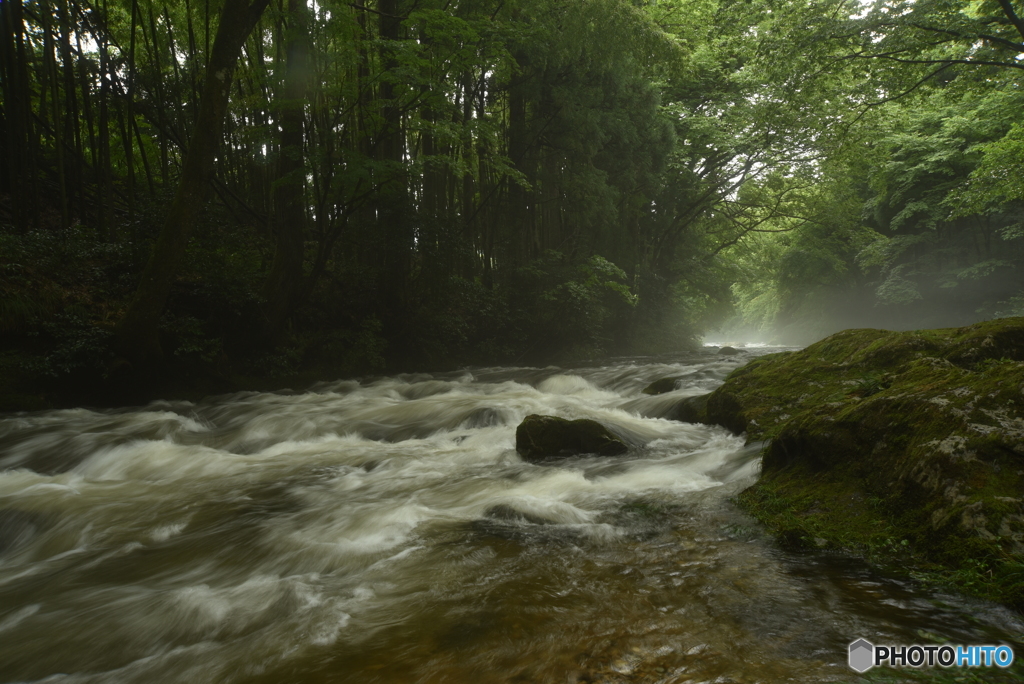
[0,349,1021,683]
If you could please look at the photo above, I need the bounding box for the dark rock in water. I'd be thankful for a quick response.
[718,346,740,356]
[641,377,681,395]
[669,394,710,424]
[515,414,628,462]
[667,391,746,435]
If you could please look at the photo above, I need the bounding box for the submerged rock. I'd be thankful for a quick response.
[686,318,1024,611]
[515,414,628,462]
[641,377,681,395]
[669,394,710,425]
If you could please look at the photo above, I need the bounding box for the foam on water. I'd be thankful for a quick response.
[1,348,1020,683]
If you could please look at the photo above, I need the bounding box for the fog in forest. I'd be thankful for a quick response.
[1,0,1022,399]
[713,266,1024,347]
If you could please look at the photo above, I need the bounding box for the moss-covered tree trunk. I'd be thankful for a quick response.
[114,0,270,370]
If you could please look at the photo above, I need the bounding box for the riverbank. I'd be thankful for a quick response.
[1,223,700,415]
[682,318,1024,611]
[0,348,371,413]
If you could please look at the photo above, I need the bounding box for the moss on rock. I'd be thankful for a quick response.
[515,414,629,462]
[687,318,1024,610]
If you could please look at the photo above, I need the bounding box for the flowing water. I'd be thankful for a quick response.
[0,349,1021,684]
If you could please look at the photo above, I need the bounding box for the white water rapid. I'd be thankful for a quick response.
[0,350,1021,683]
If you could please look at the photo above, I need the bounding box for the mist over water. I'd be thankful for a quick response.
[0,349,1021,683]
[713,281,1024,348]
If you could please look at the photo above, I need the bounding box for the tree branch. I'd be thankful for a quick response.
[873,55,1024,71]
[904,19,1024,52]
[995,0,1024,42]
[348,3,404,19]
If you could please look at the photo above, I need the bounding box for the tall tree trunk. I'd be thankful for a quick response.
[502,3,538,267]
[1,0,37,230]
[507,61,531,264]
[145,4,170,185]
[260,0,311,338]
[114,0,271,370]
[540,145,561,252]
[375,0,411,321]
[40,3,70,230]
[458,73,476,278]
[353,5,374,266]
[418,19,442,226]
[98,0,113,240]
[163,5,189,138]
[57,0,81,224]
[74,4,98,209]
[122,0,139,221]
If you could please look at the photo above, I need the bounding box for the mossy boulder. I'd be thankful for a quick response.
[515,414,629,462]
[687,318,1024,610]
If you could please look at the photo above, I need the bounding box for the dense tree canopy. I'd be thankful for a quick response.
[1,0,1022,399]
[722,0,1024,342]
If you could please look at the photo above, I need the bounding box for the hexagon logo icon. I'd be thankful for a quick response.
[849,638,875,673]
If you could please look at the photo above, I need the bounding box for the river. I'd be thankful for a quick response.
[0,348,1021,683]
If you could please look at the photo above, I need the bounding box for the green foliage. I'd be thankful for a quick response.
[508,251,637,361]
[258,317,387,379]
[5,0,1024,402]
[166,314,224,363]
[0,273,61,335]
[250,342,307,379]
[855,91,1024,318]
[956,122,1024,214]
[992,293,1024,319]
[0,225,132,380]
[32,310,115,378]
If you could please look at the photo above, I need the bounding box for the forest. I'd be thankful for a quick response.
[1,0,1023,406]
